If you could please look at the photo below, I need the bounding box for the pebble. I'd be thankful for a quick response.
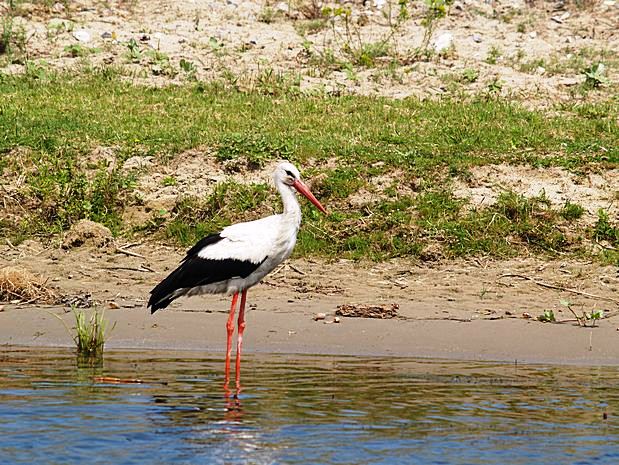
[433,32,453,53]
[314,312,326,321]
[101,31,113,39]
[529,31,537,39]
[0,305,4,312]
[72,30,92,43]
[472,34,482,43]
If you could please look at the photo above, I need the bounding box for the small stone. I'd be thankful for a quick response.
[522,312,532,319]
[529,31,537,39]
[472,34,482,43]
[433,32,453,53]
[72,30,91,43]
[101,31,113,39]
[314,312,326,321]
[275,1,289,13]
[0,305,4,312]
[536,66,546,75]
[334,316,341,323]
[108,301,120,309]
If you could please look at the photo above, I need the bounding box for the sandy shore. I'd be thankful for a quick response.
[2,299,619,366]
[1,242,618,366]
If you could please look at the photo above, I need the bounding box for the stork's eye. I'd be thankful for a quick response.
[284,170,294,178]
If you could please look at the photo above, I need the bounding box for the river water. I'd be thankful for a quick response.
[1,347,617,464]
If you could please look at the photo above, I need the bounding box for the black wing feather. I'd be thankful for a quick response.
[148,233,265,313]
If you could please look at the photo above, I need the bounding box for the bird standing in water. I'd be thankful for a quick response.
[148,161,327,388]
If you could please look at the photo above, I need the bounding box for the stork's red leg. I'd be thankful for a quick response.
[235,289,248,389]
[224,292,239,387]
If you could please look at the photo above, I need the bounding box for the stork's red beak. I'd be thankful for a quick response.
[292,180,328,214]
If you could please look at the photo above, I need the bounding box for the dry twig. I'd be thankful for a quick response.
[499,273,619,304]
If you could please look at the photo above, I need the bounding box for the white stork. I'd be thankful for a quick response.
[148,161,327,387]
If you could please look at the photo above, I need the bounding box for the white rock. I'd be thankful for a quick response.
[72,30,91,43]
[536,66,546,75]
[529,31,537,39]
[433,32,453,53]
[472,33,482,43]
[275,1,289,12]
[373,0,387,7]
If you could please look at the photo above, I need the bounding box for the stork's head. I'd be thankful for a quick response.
[274,161,327,214]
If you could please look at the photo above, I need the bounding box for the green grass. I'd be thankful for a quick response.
[0,70,617,260]
[73,308,112,357]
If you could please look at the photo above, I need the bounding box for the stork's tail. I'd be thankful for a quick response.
[147,266,188,314]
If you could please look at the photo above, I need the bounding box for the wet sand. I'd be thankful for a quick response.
[2,296,619,366]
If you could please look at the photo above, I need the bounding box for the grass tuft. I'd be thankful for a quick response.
[73,308,113,357]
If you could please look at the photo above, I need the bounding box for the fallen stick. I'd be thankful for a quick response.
[499,273,619,304]
[115,247,145,259]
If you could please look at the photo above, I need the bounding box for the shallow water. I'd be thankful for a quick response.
[0,348,618,465]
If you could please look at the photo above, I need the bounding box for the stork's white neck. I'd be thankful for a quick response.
[276,180,302,224]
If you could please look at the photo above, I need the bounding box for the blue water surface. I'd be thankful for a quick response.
[0,348,617,464]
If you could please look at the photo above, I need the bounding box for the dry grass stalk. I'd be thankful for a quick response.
[0,266,57,303]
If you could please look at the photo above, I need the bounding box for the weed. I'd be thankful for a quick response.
[583,63,609,89]
[560,201,585,221]
[593,209,618,246]
[538,309,556,322]
[73,307,113,356]
[126,38,141,62]
[486,76,503,93]
[0,15,27,63]
[460,68,479,83]
[64,44,95,58]
[180,58,197,74]
[421,0,452,51]
[162,175,177,187]
[560,299,606,327]
[485,46,502,65]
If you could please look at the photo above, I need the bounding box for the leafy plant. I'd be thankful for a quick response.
[460,68,479,83]
[583,63,609,89]
[538,309,556,323]
[485,46,502,65]
[593,209,618,246]
[126,38,141,62]
[560,201,585,221]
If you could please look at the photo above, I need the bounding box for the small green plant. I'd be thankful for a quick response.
[583,63,609,89]
[73,308,113,356]
[460,68,479,83]
[538,309,556,322]
[258,7,277,24]
[560,300,606,327]
[126,38,141,62]
[162,175,177,186]
[487,76,503,93]
[180,58,196,74]
[1,15,27,63]
[560,201,585,221]
[585,309,604,327]
[594,209,618,246]
[485,46,502,65]
[64,44,94,58]
[421,0,451,50]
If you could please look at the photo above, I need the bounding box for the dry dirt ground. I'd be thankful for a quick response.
[1,239,618,364]
[2,0,618,104]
